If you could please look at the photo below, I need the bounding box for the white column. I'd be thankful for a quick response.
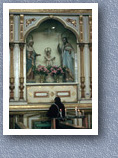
[83,16,89,43]
[14,15,20,42]
[14,44,20,101]
[23,45,26,101]
[74,52,78,82]
[77,42,81,101]
[13,15,20,101]
[84,45,90,99]
[83,16,90,99]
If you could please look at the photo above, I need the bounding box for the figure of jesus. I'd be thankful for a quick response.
[44,47,56,66]
[57,37,75,81]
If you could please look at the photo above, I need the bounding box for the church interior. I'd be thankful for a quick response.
[9,9,92,129]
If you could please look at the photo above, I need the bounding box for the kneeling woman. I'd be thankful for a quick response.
[47,97,65,128]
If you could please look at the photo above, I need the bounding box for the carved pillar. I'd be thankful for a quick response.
[19,43,24,100]
[89,43,92,98]
[9,43,15,100]
[9,14,15,100]
[79,15,85,98]
[19,14,24,100]
[79,43,85,98]
[89,16,92,98]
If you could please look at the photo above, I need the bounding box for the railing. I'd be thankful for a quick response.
[15,122,28,129]
[10,109,92,129]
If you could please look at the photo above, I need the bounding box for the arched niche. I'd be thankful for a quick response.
[25,18,78,83]
[24,16,79,42]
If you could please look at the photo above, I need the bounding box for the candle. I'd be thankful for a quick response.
[78,109,82,127]
[75,107,78,116]
[82,110,84,116]
[78,109,81,116]
[65,108,67,117]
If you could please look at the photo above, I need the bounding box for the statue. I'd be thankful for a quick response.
[26,35,41,80]
[57,37,75,81]
[44,47,55,66]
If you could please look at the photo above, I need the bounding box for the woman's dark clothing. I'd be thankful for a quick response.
[47,101,65,129]
[47,103,65,118]
[47,97,65,129]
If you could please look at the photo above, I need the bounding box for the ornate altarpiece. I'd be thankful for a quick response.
[9,9,92,111]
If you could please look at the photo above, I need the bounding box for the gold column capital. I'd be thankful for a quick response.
[20,14,24,23]
[9,43,14,50]
[78,43,85,50]
[89,15,92,23]
[10,14,14,23]
[79,15,83,23]
[19,43,25,50]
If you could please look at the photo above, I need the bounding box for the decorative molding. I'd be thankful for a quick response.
[89,16,92,43]
[79,15,83,42]
[19,43,25,78]
[79,15,85,98]
[89,16,92,98]
[34,91,49,98]
[9,104,92,112]
[19,77,24,100]
[89,43,92,98]
[10,14,14,42]
[20,15,24,42]
[24,16,80,42]
[90,77,92,98]
[19,43,25,100]
[27,85,77,103]
[9,9,92,14]
[80,77,85,98]
[26,18,36,27]
[66,18,76,27]
[78,45,85,98]
[9,43,14,77]
[9,77,15,100]
[9,43,15,100]
[56,91,71,97]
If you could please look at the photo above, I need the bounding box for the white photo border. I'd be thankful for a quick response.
[3,3,98,135]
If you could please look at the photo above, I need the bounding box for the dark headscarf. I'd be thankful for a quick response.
[54,97,65,117]
[55,97,61,104]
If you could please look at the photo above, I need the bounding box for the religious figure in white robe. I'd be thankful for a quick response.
[58,37,75,81]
